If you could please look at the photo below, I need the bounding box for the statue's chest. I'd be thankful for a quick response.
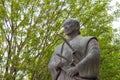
[60,39,85,64]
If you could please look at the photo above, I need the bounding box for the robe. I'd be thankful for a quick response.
[48,35,100,80]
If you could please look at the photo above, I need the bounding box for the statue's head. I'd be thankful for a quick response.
[63,18,80,35]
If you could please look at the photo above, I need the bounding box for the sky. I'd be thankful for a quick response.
[110,0,120,30]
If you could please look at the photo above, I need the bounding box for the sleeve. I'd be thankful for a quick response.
[48,49,61,80]
[76,39,100,77]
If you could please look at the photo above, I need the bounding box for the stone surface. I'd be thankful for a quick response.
[48,18,100,80]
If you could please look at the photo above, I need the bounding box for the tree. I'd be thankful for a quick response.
[0,0,119,80]
[99,2,120,80]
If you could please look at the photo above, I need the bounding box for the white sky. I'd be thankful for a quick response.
[110,0,120,30]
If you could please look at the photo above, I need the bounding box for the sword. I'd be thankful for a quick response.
[56,54,96,80]
[55,34,80,80]
[56,53,75,66]
[58,34,74,51]
[57,34,79,60]
[56,53,81,80]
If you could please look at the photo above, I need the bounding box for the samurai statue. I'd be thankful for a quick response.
[48,18,100,80]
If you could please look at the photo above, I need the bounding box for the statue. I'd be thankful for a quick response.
[48,18,100,80]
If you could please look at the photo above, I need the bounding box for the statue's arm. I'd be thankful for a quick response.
[48,50,60,80]
[76,38,100,77]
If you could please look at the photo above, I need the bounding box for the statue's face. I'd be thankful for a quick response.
[63,23,77,35]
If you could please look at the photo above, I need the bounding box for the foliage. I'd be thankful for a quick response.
[0,0,119,80]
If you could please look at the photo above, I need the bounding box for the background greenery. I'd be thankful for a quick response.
[0,0,120,80]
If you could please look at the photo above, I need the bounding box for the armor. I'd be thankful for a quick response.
[48,35,100,80]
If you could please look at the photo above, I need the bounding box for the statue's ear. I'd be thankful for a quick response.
[75,26,80,30]
[74,22,80,30]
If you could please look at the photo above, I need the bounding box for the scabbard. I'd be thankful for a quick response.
[55,70,61,80]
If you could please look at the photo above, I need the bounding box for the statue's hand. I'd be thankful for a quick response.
[66,66,78,77]
[56,62,64,71]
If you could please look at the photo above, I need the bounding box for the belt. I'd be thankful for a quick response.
[81,76,98,80]
[74,76,98,80]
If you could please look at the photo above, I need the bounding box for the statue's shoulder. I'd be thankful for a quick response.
[55,43,62,49]
[82,36,97,41]
[54,43,63,53]
[77,36,98,47]
[77,35,97,41]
